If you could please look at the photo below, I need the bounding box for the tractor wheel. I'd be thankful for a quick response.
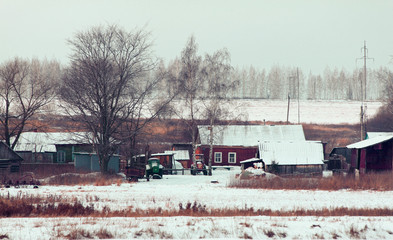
[203,170,207,175]
[191,169,196,175]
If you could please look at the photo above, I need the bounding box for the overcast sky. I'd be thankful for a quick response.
[1,0,392,74]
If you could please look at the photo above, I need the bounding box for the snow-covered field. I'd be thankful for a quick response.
[46,99,383,124]
[229,99,382,124]
[2,169,393,239]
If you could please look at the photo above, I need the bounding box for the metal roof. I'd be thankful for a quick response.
[239,158,262,164]
[198,125,305,146]
[13,132,92,152]
[164,150,190,161]
[347,135,393,149]
[259,141,324,165]
[367,132,393,139]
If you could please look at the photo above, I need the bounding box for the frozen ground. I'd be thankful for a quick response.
[2,169,393,239]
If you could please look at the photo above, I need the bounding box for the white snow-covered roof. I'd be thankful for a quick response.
[239,158,262,164]
[198,125,305,146]
[259,141,324,165]
[347,135,393,149]
[164,150,190,161]
[13,132,92,152]
[367,132,393,139]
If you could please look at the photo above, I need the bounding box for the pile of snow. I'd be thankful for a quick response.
[238,167,278,180]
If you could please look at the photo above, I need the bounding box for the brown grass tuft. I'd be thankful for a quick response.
[0,234,9,239]
[96,227,114,239]
[263,229,275,238]
[2,194,393,218]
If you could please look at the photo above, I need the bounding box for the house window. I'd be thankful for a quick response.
[228,152,236,164]
[57,151,66,163]
[214,152,222,163]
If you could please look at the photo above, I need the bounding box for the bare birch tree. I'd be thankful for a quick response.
[200,49,236,175]
[0,58,57,149]
[60,25,170,174]
[171,36,238,174]
[175,36,203,167]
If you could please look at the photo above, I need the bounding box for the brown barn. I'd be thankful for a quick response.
[347,133,393,173]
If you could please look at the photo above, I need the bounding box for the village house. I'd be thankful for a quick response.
[13,132,120,173]
[164,150,190,169]
[347,132,393,173]
[14,132,93,164]
[197,125,306,167]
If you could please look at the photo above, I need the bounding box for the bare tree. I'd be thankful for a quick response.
[0,57,57,149]
[171,36,239,174]
[200,49,237,175]
[60,25,171,174]
[170,36,203,167]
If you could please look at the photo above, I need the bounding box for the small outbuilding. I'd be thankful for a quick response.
[258,141,325,175]
[0,141,23,174]
[347,133,393,173]
[240,158,265,171]
[165,150,189,169]
[73,152,120,173]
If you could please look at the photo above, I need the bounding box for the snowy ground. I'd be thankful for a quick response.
[46,99,383,124]
[171,99,383,124]
[2,169,393,239]
[227,99,382,124]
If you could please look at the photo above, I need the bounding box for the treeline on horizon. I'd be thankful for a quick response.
[159,63,390,101]
[1,52,391,102]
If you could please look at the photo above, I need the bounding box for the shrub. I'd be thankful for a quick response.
[0,234,9,239]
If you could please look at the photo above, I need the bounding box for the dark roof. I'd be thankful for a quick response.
[0,142,23,162]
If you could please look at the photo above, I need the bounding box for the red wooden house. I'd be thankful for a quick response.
[347,133,393,173]
[197,125,306,166]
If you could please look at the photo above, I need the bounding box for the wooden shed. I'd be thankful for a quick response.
[0,141,23,174]
[73,152,120,173]
[347,134,393,173]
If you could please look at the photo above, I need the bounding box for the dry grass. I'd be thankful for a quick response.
[264,229,275,238]
[230,172,393,191]
[54,225,113,240]
[2,195,393,217]
[42,172,125,186]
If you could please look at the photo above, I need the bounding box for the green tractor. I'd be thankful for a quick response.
[145,158,164,179]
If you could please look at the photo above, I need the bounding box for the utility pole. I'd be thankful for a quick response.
[287,68,300,124]
[357,41,374,140]
[297,68,300,124]
[286,94,290,124]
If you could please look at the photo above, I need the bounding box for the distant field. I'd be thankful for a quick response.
[228,99,382,124]
[170,99,383,124]
[45,99,382,125]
